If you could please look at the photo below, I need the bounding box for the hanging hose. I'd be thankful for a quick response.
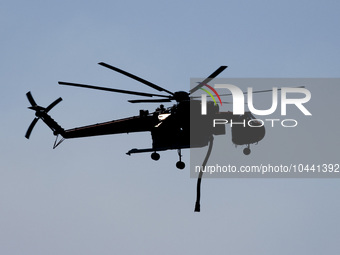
[194,135,214,212]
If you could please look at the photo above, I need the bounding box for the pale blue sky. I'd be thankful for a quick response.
[1,0,340,254]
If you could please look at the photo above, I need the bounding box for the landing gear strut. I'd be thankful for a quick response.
[151,152,160,161]
[176,149,185,170]
[243,145,251,155]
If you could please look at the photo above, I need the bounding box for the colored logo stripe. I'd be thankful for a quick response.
[200,88,216,105]
[199,83,223,106]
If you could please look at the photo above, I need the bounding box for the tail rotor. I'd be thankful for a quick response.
[25,91,63,139]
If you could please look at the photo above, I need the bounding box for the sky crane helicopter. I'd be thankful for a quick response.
[25,62,268,211]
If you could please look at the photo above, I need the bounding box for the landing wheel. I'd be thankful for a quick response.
[151,152,160,161]
[176,161,185,170]
[243,147,251,155]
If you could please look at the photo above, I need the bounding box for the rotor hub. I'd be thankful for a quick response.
[173,91,189,102]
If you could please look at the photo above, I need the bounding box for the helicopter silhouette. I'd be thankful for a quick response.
[25,62,268,211]
[25,62,266,165]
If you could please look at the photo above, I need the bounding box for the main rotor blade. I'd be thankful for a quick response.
[217,86,305,97]
[58,81,171,98]
[190,98,246,105]
[128,99,173,103]
[189,66,228,94]
[45,97,62,113]
[26,91,37,107]
[190,86,306,98]
[98,62,174,95]
[25,118,39,139]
